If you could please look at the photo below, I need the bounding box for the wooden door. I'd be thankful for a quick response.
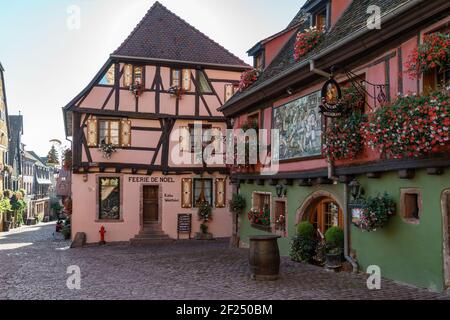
[143,186,159,223]
[309,198,343,236]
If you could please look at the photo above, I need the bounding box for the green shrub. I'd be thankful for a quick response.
[290,222,317,263]
[0,198,11,213]
[18,189,26,197]
[61,224,71,240]
[3,189,13,199]
[229,194,246,214]
[324,227,344,253]
[297,221,315,238]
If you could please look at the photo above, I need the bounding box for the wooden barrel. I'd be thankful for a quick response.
[248,235,281,281]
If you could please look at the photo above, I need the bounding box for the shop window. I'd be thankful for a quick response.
[193,178,213,207]
[401,189,422,223]
[197,71,212,93]
[99,177,121,220]
[99,120,120,146]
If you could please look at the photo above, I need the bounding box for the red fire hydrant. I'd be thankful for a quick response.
[99,226,106,245]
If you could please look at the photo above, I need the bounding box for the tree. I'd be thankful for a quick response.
[47,145,60,165]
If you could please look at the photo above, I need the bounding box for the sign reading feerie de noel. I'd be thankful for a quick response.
[128,177,176,183]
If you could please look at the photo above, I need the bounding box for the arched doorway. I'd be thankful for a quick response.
[296,191,344,236]
[442,189,450,288]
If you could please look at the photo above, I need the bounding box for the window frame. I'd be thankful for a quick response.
[98,119,121,147]
[193,178,213,207]
[197,70,213,93]
[188,123,212,153]
[400,188,422,225]
[251,191,272,231]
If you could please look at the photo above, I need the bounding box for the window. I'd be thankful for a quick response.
[188,124,212,152]
[315,9,327,30]
[123,64,144,87]
[171,69,181,87]
[247,113,260,129]
[274,199,287,236]
[193,178,213,207]
[255,53,264,70]
[98,120,120,146]
[99,64,115,85]
[401,189,422,223]
[252,192,271,229]
[99,177,121,220]
[197,71,212,93]
[171,69,191,90]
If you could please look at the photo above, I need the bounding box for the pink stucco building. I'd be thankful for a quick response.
[63,2,249,244]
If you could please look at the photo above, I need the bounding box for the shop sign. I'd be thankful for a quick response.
[128,176,176,183]
[319,78,343,118]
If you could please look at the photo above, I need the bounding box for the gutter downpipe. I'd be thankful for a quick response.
[344,182,358,273]
[222,0,425,112]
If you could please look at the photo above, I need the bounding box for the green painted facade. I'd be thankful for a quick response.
[238,169,450,292]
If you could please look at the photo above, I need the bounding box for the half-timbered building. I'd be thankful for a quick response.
[63,2,249,244]
[0,62,10,232]
[221,0,450,291]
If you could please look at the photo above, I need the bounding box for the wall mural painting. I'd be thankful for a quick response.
[273,91,322,161]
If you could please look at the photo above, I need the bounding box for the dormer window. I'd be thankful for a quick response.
[255,53,264,70]
[306,0,330,31]
[315,8,327,31]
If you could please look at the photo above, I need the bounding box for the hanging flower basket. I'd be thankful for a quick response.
[362,88,450,159]
[323,112,367,161]
[63,148,72,170]
[129,82,143,97]
[405,32,450,79]
[357,193,396,232]
[98,142,117,160]
[168,86,185,99]
[294,26,324,61]
[239,69,260,91]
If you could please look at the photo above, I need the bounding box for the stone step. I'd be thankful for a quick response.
[134,233,171,239]
[130,238,174,245]
[139,230,166,235]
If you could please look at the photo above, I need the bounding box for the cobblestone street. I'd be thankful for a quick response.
[0,222,448,300]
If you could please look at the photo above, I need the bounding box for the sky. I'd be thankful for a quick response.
[0,0,305,156]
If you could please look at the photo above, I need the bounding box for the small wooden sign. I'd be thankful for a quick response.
[177,214,192,239]
[319,78,343,118]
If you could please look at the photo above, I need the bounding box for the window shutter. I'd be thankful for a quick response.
[215,178,226,208]
[179,126,190,153]
[182,69,191,91]
[123,64,133,87]
[121,120,132,147]
[224,84,234,102]
[86,118,98,147]
[181,178,193,208]
[212,127,223,153]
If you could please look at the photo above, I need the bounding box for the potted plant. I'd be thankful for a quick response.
[290,222,317,263]
[239,68,260,91]
[229,194,246,215]
[195,201,213,240]
[324,226,344,269]
[358,193,396,232]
